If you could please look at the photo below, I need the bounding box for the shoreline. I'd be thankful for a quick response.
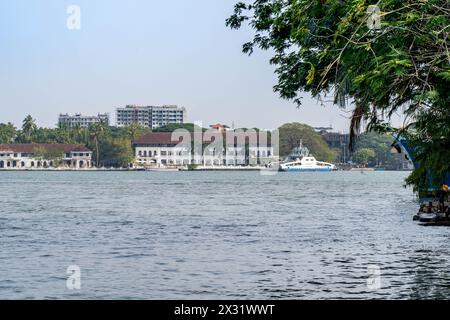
[0,168,413,172]
[0,168,145,172]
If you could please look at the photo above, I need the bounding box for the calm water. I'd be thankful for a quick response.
[1,171,449,299]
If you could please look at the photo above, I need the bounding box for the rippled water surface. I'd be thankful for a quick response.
[1,171,449,299]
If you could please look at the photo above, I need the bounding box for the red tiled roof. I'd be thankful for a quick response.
[210,123,229,129]
[133,132,187,145]
[0,144,91,153]
[133,132,272,147]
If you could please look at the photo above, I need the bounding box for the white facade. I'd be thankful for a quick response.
[58,113,109,128]
[135,145,274,167]
[0,145,93,169]
[133,132,275,168]
[135,146,194,166]
[116,105,186,129]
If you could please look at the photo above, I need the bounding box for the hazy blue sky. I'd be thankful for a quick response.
[0,0,357,131]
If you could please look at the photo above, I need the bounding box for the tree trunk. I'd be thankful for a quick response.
[96,137,100,167]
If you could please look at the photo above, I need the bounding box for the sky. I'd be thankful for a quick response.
[0,0,364,132]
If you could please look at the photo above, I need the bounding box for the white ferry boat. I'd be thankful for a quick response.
[279,142,337,172]
[279,156,337,172]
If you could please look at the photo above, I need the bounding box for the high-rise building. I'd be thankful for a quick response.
[116,105,187,129]
[58,113,109,128]
[314,127,350,163]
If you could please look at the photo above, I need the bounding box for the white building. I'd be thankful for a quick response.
[116,105,186,129]
[133,132,275,167]
[0,144,93,169]
[58,113,109,128]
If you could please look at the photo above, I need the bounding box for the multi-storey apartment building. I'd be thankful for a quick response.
[116,105,186,129]
[58,113,109,128]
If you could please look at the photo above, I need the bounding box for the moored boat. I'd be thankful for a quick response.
[279,156,337,172]
[279,142,337,172]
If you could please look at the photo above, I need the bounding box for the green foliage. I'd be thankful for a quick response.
[89,121,108,167]
[354,132,405,168]
[227,0,450,192]
[187,164,199,171]
[44,149,65,161]
[0,123,16,143]
[278,123,336,162]
[353,148,376,166]
[32,147,63,162]
[122,124,152,141]
[100,137,135,167]
[0,117,156,168]
[31,146,47,160]
[404,102,450,194]
[20,115,37,143]
[227,0,449,124]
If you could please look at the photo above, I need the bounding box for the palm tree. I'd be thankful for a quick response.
[21,115,37,143]
[126,123,150,141]
[0,123,17,143]
[71,124,82,143]
[73,124,89,145]
[89,121,107,167]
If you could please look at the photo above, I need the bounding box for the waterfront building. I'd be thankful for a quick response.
[58,113,110,128]
[133,132,275,167]
[0,144,93,169]
[133,132,193,166]
[315,127,351,163]
[116,105,186,129]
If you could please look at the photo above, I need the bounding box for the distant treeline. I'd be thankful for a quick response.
[278,123,407,170]
[0,116,405,168]
[0,116,149,167]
